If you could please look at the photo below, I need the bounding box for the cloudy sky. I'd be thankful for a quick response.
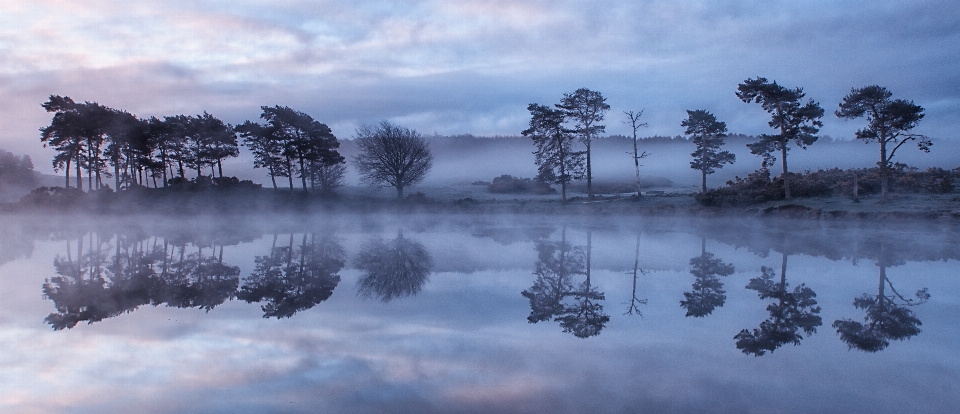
[2,0,958,174]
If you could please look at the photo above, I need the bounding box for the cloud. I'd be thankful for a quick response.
[3,0,960,173]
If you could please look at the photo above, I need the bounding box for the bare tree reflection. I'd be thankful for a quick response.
[522,228,608,338]
[239,233,345,318]
[355,231,432,302]
[623,234,648,316]
[681,237,734,317]
[833,242,929,352]
[735,254,822,356]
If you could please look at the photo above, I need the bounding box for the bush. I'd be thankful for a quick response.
[487,175,555,194]
[696,165,957,207]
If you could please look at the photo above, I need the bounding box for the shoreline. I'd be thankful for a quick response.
[1,186,957,222]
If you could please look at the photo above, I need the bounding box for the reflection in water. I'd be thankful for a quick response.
[680,237,734,317]
[43,233,240,330]
[624,235,648,316]
[833,245,929,352]
[238,233,345,318]
[735,254,822,356]
[355,231,432,302]
[522,228,608,338]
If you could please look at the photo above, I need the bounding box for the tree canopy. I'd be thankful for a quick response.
[737,78,825,199]
[836,85,929,202]
[684,109,735,193]
[353,121,433,199]
[523,103,584,201]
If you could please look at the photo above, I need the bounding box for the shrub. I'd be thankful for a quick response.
[487,175,555,194]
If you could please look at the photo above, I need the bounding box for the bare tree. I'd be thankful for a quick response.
[623,110,649,198]
[353,121,433,199]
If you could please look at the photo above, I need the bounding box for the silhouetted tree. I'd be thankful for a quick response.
[40,96,117,190]
[308,160,346,195]
[735,255,822,356]
[236,120,285,189]
[523,104,584,201]
[737,78,825,199]
[835,85,930,203]
[239,233,345,318]
[261,106,343,192]
[684,110,735,193]
[353,121,433,198]
[0,150,38,192]
[558,88,609,198]
[681,237,735,317]
[623,110,650,198]
[355,231,432,302]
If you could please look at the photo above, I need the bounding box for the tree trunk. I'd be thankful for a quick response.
[299,157,308,192]
[65,158,71,188]
[397,185,404,199]
[879,139,889,203]
[633,133,641,198]
[702,170,707,194]
[781,142,790,199]
[287,160,294,191]
[586,140,592,199]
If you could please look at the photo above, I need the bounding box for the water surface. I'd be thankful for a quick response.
[1,214,957,413]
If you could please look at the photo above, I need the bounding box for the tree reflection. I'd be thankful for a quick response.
[42,233,240,330]
[624,234,647,316]
[355,231,432,302]
[735,254,822,356]
[833,244,929,352]
[238,233,345,318]
[156,243,240,310]
[522,228,608,338]
[681,237,734,317]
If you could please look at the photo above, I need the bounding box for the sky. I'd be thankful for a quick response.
[2,0,959,174]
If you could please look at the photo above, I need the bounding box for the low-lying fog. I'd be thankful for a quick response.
[215,135,960,194]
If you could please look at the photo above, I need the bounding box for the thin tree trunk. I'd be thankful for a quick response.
[879,139,889,203]
[781,142,790,199]
[586,140,592,199]
[65,158,71,188]
[633,135,641,198]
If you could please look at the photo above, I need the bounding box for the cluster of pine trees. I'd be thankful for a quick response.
[40,96,345,193]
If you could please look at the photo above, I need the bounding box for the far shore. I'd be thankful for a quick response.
[1,184,957,222]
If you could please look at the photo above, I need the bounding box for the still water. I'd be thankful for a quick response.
[1,214,958,413]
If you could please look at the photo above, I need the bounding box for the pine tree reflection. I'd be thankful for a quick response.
[44,233,154,330]
[522,228,608,338]
[154,243,239,310]
[833,242,929,352]
[42,233,240,330]
[735,254,822,356]
[239,233,345,318]
[681,237,734,317]
[355,231,432,302]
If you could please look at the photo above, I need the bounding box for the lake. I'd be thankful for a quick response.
[1,213,958,413]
